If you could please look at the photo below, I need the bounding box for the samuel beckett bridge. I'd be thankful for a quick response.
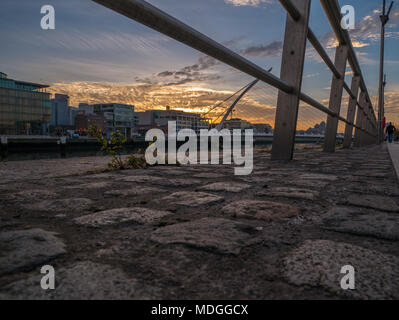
[92,0,391,161]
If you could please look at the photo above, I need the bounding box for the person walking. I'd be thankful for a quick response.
[386,122,396,143]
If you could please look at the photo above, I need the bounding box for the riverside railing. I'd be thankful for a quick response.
[92,0,378,160]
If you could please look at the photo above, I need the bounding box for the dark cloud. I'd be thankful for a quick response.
[139,54,221,87]
[157,55,219,78]
[240,41,282,57]
[148,38,285,88]
[197,56,219,70]
[175,71,192,76]
[136,37,290,90]
[165,74,222,86]
[157,71,174,77]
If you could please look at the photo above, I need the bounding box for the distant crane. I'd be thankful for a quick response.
[215,67,272,131]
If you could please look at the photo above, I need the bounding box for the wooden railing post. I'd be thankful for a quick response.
[343,76,360,148]
[363,105,373,145]
[366,121,372,145]
[363,100,371,145]
[354,91,366,147]
[373,107,378,143]
[372,105,378,143]
[323,44,349,152]
[366,103,374,145]
[365,106,371,145]
[271,0,311,161]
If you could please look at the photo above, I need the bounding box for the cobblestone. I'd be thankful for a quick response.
[0,229,66,276]
[0,144,398,299]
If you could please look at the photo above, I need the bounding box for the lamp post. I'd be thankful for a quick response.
[378,0,394,143]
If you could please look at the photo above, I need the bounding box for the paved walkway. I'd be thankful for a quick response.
[0,145,399,299]
[387,141,399,181]
[0,155,116,184]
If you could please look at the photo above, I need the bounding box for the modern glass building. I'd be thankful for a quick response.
[0,72,51,135]
[50,94,78,135]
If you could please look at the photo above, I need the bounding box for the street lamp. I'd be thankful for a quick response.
[378,0,394,143]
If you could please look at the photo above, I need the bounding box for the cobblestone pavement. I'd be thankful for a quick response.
[0,144,399,299]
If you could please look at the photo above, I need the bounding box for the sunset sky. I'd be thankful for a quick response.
[1,0,399,130]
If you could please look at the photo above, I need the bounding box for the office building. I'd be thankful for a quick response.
[253,123,273,134]
[222,118,252,130]
[136,107,209,135]
[50,94,78,134]
[78,103,94,115]
[0,72,51,135]
[91,103,137,138]
[75,111,107,136]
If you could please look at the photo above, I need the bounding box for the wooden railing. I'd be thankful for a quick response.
[92,0,378,160]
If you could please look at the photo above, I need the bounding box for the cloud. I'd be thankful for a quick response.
[240,41,282,57]
[47,80,278,124]
[304,6,399,66]
[42,6,399,127]
[139,55,221,87]
[224,0,272,7]
[180,55,220,73]
[364,91,399,125]
[350,8,399,42]
[320,6,399,51]
[351,39,370,48]
[157,71,174,77]
[384,91,399,117]
[141,38,284,89]
[304,73,320,79]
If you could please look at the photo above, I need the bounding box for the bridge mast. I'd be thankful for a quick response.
[215,79,259,131]
[215,67,271,131]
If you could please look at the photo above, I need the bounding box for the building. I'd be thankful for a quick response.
[136,107,209,135]
[75,111,107,136]
[78,103,94,115]
[91,103,137,138]
[306,121,326,135]
[50,94,78,135]
[135,110,160,136]
[222,118,252,130]
[297,121,326,135]
[0,72,51,135]
[253,123,273,134]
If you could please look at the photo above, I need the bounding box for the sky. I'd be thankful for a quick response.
[1,0,398,130]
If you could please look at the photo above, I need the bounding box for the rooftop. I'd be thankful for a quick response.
[0,72,49,90]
